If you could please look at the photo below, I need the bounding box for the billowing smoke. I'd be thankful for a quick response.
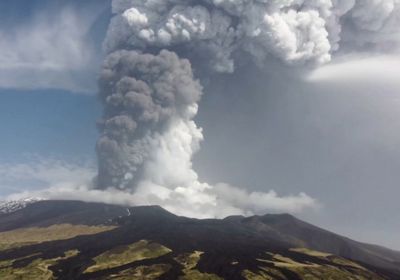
[94,0,400,218]
[96,50,202,190]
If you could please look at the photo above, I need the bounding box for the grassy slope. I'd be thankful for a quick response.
[175,251,222,280]
[0,203,394,280]
[84,240,172,273]
[0,224,116,251]
[105,264,172,280]
[0,237,390,280]
[0,250,79,280]
[243,248,385,280]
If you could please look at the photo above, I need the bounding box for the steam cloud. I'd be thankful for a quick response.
[94,0,400,218]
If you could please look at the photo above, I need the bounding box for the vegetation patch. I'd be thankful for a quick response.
[106,264,171,279]
[287,265,384,280]
[242,269,274,280]
[84,240,172,274]
[0,250,79,280]
[329,256,367,270]
[0,224,116,251]
[245,250,386,280]
[289,248,331,258]
[175,251,223,280]
[258,253,319,268]
[175,251,203,271]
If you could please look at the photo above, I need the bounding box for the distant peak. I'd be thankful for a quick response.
[262,213,296,219]
[129,205,177,217]
[0,197,44,214]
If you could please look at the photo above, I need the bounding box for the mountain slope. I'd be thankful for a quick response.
[0,198,41,215]
[239,214,400,272]
[0,200,399,279]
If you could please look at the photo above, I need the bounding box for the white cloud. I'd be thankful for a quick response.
[0,7,100,93]
[0,157,96,195]
[1,156,318,219]
[306,54,400,84]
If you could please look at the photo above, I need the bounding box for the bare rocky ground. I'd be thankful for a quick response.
[0,200,399,279]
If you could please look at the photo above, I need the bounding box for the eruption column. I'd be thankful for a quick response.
[95,0,400,217]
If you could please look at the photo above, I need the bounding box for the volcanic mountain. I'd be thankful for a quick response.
[0,200,399,279]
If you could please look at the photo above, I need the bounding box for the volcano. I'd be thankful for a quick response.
[0,200,399,279]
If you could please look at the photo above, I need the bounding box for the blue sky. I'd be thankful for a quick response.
[0,0,110,162]
[0,0,109,196]
[0,90,99,163]
[0,0,110,93]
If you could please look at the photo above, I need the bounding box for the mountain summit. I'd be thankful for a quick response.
[0,197,42,214]
[0,200,399,279]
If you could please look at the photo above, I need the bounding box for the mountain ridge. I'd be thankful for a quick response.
[0,197,42,214]
[0,200,399,279]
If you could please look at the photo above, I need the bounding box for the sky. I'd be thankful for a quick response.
[0,0,400,249]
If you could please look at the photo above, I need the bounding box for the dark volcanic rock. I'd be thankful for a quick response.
[0,200,399,279]
[0,200,129,231]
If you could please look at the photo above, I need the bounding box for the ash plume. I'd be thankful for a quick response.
[96,50,202,190]
[94,0,400,217]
